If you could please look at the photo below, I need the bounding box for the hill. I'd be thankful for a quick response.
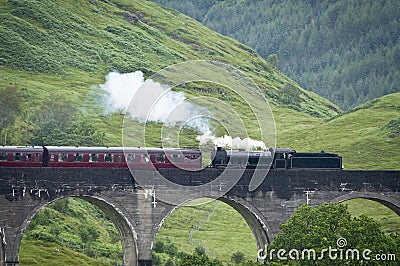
[152,0,400,110]
[0,0,399,265]
[277,92,400,169]
[0,0,340,148]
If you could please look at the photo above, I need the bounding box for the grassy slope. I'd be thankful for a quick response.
[20,240,112,266]
[278,92,400,169]
[156,200,257,264]
[21,198,122,265]
[0,0,398,265]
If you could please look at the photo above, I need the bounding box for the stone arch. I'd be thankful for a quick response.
[77,196,138,266]
[152,196,271,257]
[218,197,271,247]
[18,195,138,266]
[330,192,400,216]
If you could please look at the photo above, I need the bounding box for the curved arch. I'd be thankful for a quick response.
[218,197,271,247]
[19,195,138,266]
[77,196,138,266]
[153,196,271,256]
[330,192,400,216]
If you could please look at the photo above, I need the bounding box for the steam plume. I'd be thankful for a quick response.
[99,71,267,150]
[196,134,267,150]
[99,71,210,133]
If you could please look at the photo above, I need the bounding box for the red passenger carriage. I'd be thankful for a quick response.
[0,146,202,169]
[0,146,44,167]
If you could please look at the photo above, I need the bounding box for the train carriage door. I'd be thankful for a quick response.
[43,147,49,167]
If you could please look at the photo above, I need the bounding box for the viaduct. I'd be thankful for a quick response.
[0,167,399,265]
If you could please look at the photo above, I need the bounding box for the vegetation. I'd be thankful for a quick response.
[0,0,398,265]
[0,0,341,149]
[20,240,114,266]
[152,0,400,110]
[21,198,123,265]
[268,203,400,265]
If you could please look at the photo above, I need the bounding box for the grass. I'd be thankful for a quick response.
[156,199,257,264]
[1,0,399,264]
[20,240,114,266]
[20,198,123,265]
[344,198,400,234]
[276,92,400,169]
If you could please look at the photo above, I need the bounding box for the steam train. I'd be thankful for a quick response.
[212,147,342,169]
[0,146,342,169]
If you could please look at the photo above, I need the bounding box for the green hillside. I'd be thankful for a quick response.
[0,0,339,149]
[0,0,399,265]
[277,92,400,169]
[152,0,400,110]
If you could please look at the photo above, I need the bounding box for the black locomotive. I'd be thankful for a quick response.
[211,147,343,169]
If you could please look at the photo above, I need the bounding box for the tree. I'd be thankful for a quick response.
[266,54,278,67]
[179,253,223,266]
[265,203,400,265]
[194,246,206,256]
[30,95,106,146]
[231,251,245,265]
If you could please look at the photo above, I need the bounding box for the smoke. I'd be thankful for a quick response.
[99,71,211,133]
[99,71,267,150]
[196,134,267,150]
[100,71,144,111]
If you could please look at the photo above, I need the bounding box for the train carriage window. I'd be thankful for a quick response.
[170,154,180,163]
[14,153,22,161]
[184,154,197,160]
[117,154,123,162]
[0,153,7,161]
[26,154,32,161]
[105,153,114,162]
[89,154,98,162]
[34,153,40,162]
[156,154,166,163]
[58,153,68,162]
[50,154,55,162]
[142,154,150,163]
[74,153,84,162]
[127,154,136,163]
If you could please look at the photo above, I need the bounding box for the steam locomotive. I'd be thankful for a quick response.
[212,147,343,169]
[0,146,342,169]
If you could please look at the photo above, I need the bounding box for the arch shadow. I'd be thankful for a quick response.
[18,195,138,266]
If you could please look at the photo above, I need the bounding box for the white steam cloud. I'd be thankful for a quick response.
[99,71,210,134]
[196,135,267,150]
[100,71,144,111]
[99,71,266,150]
